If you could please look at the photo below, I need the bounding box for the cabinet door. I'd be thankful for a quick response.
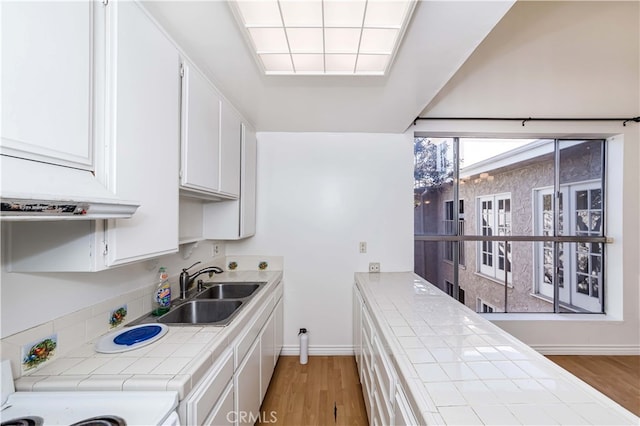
[201,123,257,240]
[180,60,221,194]
[183,348,234,426]
[219,101,241,197]
[105,1,180,265]
[204,382,234,426]
[235,337,261,426]
[260,311,276,401]
[394,384,419,426]
[275,298,284,361]
[1,0,98,169]
[240,125,257,237]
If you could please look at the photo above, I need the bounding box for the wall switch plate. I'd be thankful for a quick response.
[359,241,367,253]
[369,262,380,273]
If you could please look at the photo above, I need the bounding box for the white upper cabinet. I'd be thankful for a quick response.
[1,1,97,169]
[179,63,241,200]
[202,123,257,240]
[7,1,181,271]
[180,61,222,197]
[104,0,180,266]
[219,102,242,197]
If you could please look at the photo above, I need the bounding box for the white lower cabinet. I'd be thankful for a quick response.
[394,384,419,426]
[235,337,261,426]
[355,283,416,426]
[260,308,276,402]
[181,348,234,426]
[179,282,283,426]
[205,381,234,426]
[234,290,281,425]
[274,297,284,363]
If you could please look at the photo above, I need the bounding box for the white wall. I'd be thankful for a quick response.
[417,1,640,354]
[0,227,223,338]
[227,133,414,354]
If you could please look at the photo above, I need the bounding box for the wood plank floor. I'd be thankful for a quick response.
[259,355,640,425]
[546,355,640,417]
[257,356,368,426]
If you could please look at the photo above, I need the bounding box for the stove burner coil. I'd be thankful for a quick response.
[69,416,126,426]
[1,416,44,426]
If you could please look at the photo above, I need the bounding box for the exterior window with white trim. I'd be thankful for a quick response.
[477,194,511,282]
[534,181,603,312]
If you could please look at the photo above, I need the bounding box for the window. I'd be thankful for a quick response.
[477,194,511,282]
[414,137,607,314]
[444,200,465,264]
[477,298,497,313]
[445,280,466,304]
[534,181,604,312]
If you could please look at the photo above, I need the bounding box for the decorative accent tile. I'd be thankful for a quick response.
[22,334,57,372]
[228,261,238,270]
[109,305,127,328]
[258,261,268,270]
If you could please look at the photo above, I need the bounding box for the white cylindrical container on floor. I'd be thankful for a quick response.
[299,328,308,364]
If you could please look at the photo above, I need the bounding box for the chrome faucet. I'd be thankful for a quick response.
[179,261,224,299]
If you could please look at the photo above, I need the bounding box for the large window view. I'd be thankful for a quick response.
[414,137,607,314]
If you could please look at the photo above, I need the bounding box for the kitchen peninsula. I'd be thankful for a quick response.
[354,272,639,425]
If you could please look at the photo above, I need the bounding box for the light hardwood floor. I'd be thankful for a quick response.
[546,355,640,417]
[257,356,367,426]
[259,355,640,425]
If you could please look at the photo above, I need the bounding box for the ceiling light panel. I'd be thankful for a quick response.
[323,0,367,28]
[279,1,322,27]
[230,0,416,75]
[286,28,323,53]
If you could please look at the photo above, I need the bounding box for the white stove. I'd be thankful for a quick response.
[1,362,180,426]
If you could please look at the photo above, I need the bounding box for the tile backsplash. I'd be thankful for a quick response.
[0,256,281,380]
[1,282,156,380]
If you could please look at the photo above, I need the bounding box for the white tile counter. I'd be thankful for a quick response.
[355,272,639,425]
[14,270,283,401]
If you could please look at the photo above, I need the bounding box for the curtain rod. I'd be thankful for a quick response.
[413,116,640,127]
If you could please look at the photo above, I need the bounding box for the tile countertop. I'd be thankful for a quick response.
[14,270,283,400]
[355,272,639,426]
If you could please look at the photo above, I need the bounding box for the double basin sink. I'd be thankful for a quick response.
[151,282,266,326]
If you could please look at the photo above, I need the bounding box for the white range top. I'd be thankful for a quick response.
[355,272,639,425]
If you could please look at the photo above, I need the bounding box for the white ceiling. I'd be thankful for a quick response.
[141,1,515,133]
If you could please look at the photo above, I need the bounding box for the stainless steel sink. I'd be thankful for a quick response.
[128,281,268,327]
[195,282,263,300]
[157,300,243,325]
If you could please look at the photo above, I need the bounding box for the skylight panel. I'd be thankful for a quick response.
[286,28,323,53]
[230,0,416,76]
[279,1,322,27]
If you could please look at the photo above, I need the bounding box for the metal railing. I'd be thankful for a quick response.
[415,234,609,313]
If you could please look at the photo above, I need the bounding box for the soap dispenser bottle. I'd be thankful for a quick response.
[152,267,171,316]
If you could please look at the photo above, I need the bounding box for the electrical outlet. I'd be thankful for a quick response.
[359,241,367,253]
[369,262,380,273]
[213,244,220,256]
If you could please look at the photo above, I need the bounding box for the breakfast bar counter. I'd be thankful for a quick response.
[354,272,638,425]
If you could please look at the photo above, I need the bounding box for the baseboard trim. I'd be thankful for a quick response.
[281,345,354,356]
[532,344,640,355]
